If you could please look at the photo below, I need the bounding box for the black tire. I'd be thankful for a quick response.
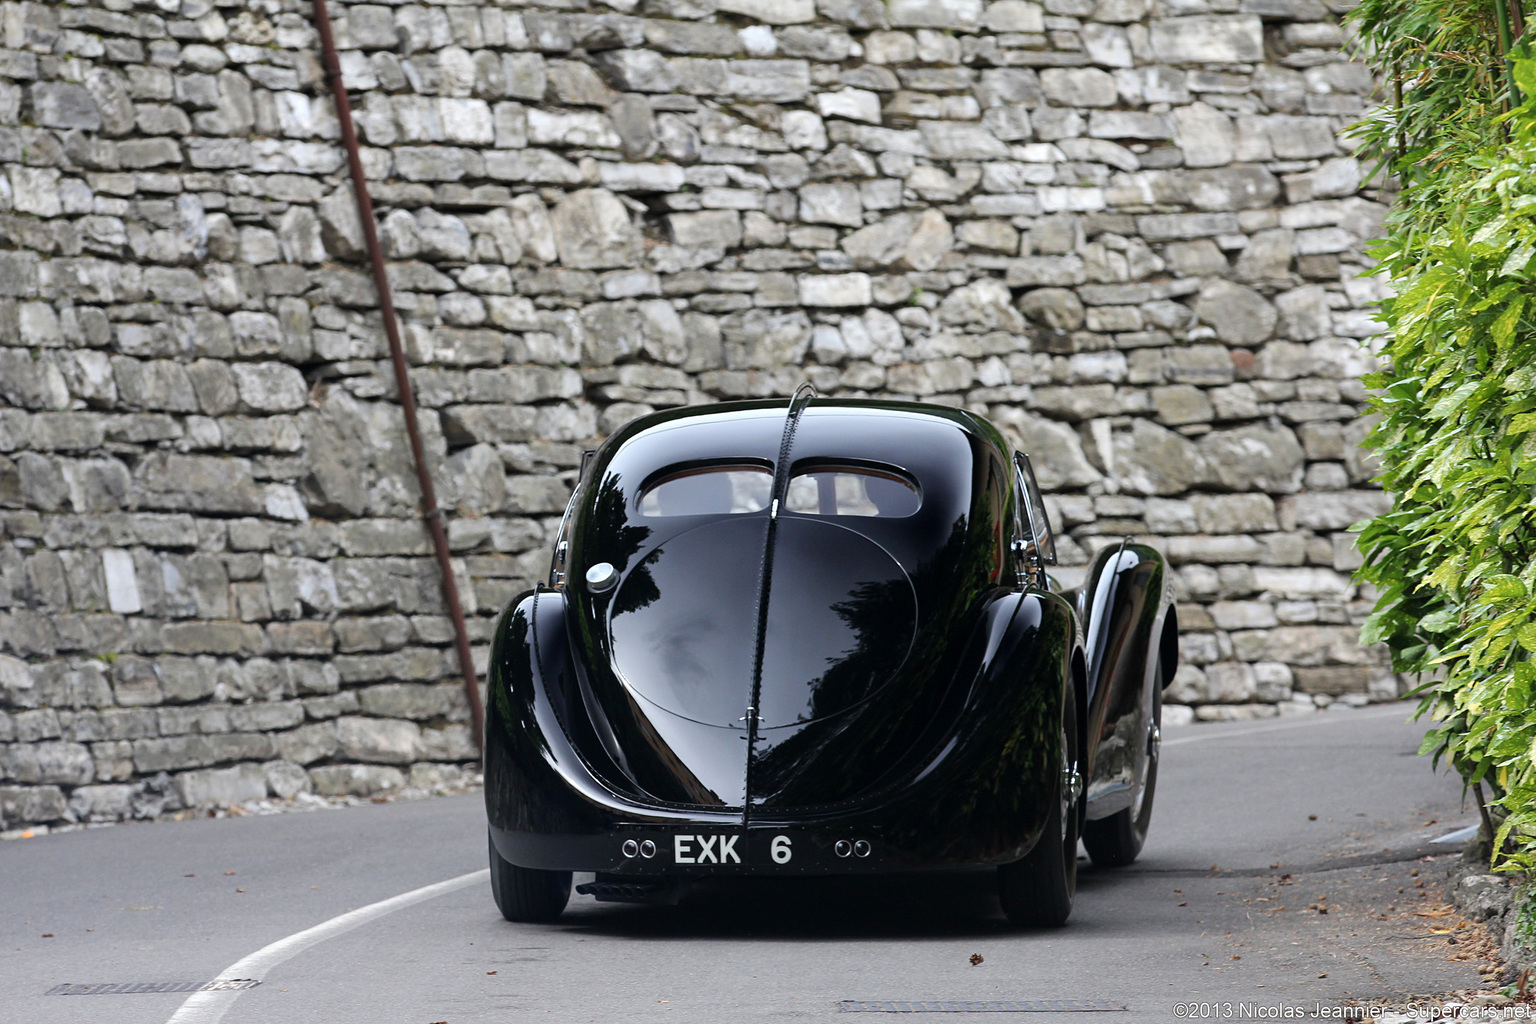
[998,690,1079,928]
[1082,661,1162,868]
[489,832,571,923]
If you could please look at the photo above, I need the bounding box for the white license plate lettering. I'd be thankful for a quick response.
[670,834,743,864]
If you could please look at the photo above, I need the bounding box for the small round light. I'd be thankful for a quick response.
[834,839,852,858]
[639,840,656,859]
[854,840,871,858]
[586,562,618,592]
[621,839,639,858]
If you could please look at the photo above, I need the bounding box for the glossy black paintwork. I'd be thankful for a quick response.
[485,398,1176,875]
[1068,543,1174,820]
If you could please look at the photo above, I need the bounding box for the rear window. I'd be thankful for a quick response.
[638,466,771,516]
[785,467,920,518]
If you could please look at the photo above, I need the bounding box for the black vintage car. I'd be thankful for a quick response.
[485,391,1177,927]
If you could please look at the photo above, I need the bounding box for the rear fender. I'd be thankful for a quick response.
[485,589,738,868]
[1074,543,1172,821]
[847,589,1078,866]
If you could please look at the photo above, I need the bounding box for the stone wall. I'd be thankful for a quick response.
[0,0,1395,832]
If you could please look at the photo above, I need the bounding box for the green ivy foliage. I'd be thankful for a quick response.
[1350,0,1536,869]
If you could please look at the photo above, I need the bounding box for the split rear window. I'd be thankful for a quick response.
[639,464,919,518]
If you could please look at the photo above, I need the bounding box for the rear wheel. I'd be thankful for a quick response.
[1082,662,1162,868]
[998,691,1080,928]
[489,832,571,923]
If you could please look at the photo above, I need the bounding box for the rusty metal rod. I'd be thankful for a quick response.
[310,0,485,755]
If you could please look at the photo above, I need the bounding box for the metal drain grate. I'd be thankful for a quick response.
[46,980,261,996]
[839,1000,1127,1013]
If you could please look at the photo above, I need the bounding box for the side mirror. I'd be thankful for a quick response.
[1014,452,1057,568]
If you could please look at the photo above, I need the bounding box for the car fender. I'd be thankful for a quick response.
[839,588,1080,866]
[1074,542,1176,821]
[485,588,741,868]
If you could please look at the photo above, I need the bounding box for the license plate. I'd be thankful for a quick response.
[666,832,744,865]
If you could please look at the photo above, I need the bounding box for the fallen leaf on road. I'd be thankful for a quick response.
[970,954,984,966]
[486,971,496,975]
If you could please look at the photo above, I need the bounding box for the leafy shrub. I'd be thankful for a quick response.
[1350,2,1536,869]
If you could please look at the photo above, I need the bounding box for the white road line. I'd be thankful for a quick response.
[165,868,488,1024]
[1162,702,1414,747]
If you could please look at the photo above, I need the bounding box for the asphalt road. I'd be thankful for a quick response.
[1,702,1491,1024]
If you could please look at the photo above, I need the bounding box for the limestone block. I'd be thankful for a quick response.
[68,783,133,822]
[919,121,1009,159]
[1284,490,1392,531]
[1147,16,1264,63]
[527,108,620,149]
[0,655,35,708]
[1080,23,1134,68]
[175,763,267,809]
[1263,115,1337,159]
[84,67,134,135]
[1151,385,1213,426]
[1235,227,1293,281]
[1041,68,1117,108]
[817,87,881,123]
[799,183,863,227]
[232,362,308,413]
[336,716,420,764]
[799,273,872,307]
[669,209,744,248]
[1113,418,1211,495]
[957,220,1019,254]
[937,278,1025,332]
[9,166,60,217]
[346,5,397,49]
[275,722,339,766]
[0,785,67,827]
[722,309,813,367]
[5,741,94,785]
[819,0,890,30]
[134,453,265,515]
[1019,288,1085,332]
[310,763,405,796]
[718,0,817,23]
[1193,494,1278,534]
[30,81,100,130]
[988,1,1045,32]
[1172,102,1233,168]
[593,49,677,92]
[1088,110,1171,140]
[646,21,744,56]
[992,409,1103,489]
[1194,280,1277,345]
[359,683,465,721]
[1006,256,1087,287]
[1198,425,1305,494]
[439,443,506,515]
[888,0,983,30]
[261,760,310,799]
[551,189,642,270]
[721,60,811,103]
